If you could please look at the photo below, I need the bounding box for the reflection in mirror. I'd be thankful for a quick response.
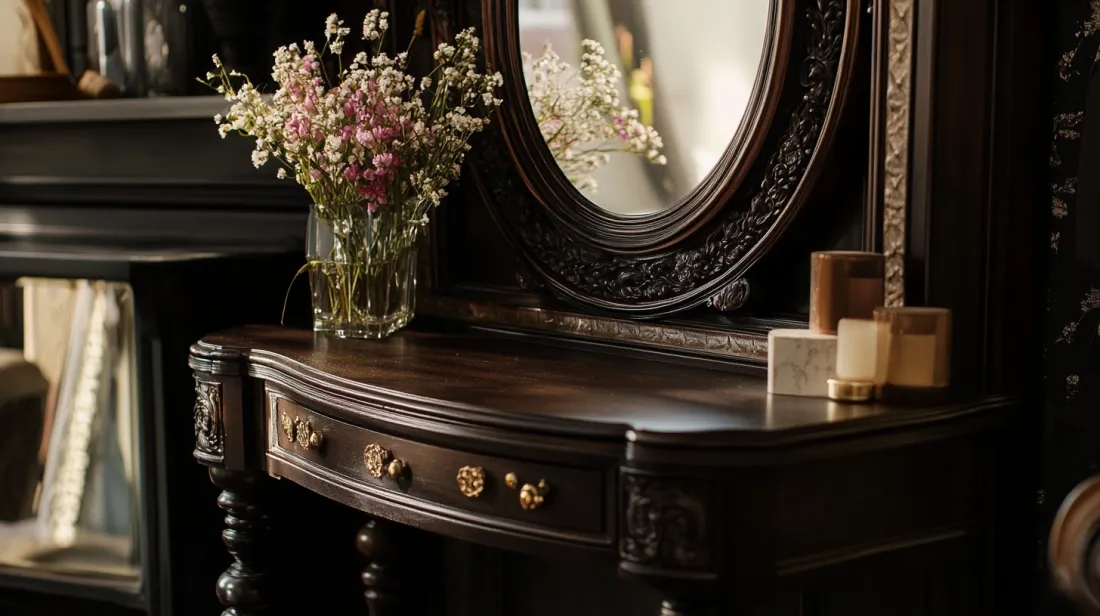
[518,0,771,215]
[0,279,140,589]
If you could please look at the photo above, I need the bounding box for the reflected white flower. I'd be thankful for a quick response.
[523,39,665,192]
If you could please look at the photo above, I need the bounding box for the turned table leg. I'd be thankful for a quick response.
[356,518,410,615]
[209,468,272,616]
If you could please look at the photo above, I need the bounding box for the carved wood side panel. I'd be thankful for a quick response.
[194,377,225,465]
[620,474,712,571]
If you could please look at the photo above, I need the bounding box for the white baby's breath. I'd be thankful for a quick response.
[524,40,665,193]
[324,14,351,55]
[200,8,501,221]
[198,8,503,288]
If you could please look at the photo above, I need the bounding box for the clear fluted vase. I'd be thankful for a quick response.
[306,204,422,339]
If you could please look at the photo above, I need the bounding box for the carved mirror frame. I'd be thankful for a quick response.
[468,0,863,318]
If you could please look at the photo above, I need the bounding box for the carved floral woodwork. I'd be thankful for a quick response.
[706,279,752,313]
[193,378,224,462]
[280,410,325,450]
[620,474,711,571]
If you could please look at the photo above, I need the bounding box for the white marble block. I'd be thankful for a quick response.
[767,329,838,397]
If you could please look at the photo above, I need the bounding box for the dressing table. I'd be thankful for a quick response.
[182,0,1048,613]
[189,324,1011,615]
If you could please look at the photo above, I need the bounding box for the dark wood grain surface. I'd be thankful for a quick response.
[194,323,1009,445]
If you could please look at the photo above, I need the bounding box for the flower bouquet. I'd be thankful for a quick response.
[202,10,502,338]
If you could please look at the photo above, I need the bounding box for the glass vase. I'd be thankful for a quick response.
[305,204,422,339]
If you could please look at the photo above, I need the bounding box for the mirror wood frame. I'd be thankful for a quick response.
[499,0,790,248]
[467,0,863,318]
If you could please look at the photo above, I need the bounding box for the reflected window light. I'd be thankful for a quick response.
[690,66,755,181]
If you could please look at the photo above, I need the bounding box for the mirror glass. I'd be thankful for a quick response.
[0,278,141,590]
[518,0,772,216]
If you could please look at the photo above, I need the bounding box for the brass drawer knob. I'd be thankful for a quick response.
[364,443,407,480]
[519,480,549,511]
[387,458,407,480]
[456,466,486,498]
[281,411,323,450]
[505,472,549,511]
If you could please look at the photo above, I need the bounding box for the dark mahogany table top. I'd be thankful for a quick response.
[193,323,1010,446]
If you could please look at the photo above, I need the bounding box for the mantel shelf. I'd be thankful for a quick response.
[0,95,229,125]
[190,323,1012,449]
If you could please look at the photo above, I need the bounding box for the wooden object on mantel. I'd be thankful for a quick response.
[188,323,1015,615]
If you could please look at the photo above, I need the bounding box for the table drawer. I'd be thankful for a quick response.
[267,394,605,534]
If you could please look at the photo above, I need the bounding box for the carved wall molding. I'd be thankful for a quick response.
[620,474,711,571]
[420,296,768,362]
[882,0,913,307]
[194,378,225,463]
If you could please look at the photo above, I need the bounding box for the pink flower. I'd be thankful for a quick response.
[372,126,391,142]
[205,15,501,220]
[286,114,310,138]
[357,180,388,212]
